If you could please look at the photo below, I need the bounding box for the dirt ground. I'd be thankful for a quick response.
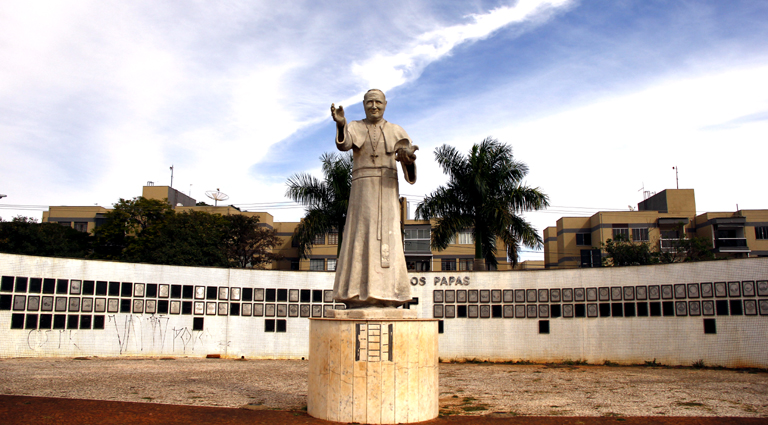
[0,357,766,418]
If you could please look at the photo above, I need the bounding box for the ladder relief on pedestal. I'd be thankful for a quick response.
[355,323,393,362]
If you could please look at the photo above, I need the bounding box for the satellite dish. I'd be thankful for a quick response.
[205,188,229,206]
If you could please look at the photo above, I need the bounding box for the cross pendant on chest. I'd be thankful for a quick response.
[370,153,379,162]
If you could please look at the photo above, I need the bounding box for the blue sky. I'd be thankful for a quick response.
[2,0,767,261]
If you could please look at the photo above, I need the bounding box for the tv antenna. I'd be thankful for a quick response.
[672,166,679,189]
[205,188,229,206]
[638,183,654,200]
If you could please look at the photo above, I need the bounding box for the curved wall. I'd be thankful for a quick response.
[1,254,766,368]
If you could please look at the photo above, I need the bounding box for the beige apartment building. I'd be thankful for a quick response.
[43,185,522,271]
[544,189,768,269]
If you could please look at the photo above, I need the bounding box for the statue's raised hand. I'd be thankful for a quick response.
[331,103,346,128]
[395,145,419,164]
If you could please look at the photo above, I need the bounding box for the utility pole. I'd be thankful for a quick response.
[170,165,174,188]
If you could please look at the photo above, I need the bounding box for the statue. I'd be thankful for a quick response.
[331,89,418,308]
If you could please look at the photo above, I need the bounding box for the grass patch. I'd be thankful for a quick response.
[676,401,705,407]
[742,404,758,413]
[562,359,589,365]
[461,404,489,412]
[692,359,705,369]
[644,359,662,367]
[602,412,624,419]
[465,358,494,365]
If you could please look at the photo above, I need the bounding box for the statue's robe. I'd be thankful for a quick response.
[333,119,416,307]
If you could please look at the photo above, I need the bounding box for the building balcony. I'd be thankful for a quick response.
[659,238,679,252]
[404,240,431,254]
[714,238,750,253]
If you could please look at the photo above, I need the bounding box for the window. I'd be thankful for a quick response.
[312,234,325,245]
[328,230,338,245]
[404,227,431,252]
[458,259,474,271]
[291,237,299,247]
[715,229,738,239]
[661,229,680,239]
[310,259,325,271]
[612,226,629,241]
[456,230,473,245]
[58,221,71,227]
[447,230,473,245]
[290,259,300,271]
[441,259,457,271]
[580,249,601,268]
[407,258,431,271]
[327,259,337,271]
[73,222,88,232]
[756,226,768,240]
[632,228,649,242]
[576,233,592,246]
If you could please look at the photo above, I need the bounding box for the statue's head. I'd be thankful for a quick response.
[363,89,387,122]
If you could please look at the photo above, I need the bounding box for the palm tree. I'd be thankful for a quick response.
[415,138,549,269]
[286,152,352,259]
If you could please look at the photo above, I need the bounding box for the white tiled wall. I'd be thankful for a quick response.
[1,253,766,368]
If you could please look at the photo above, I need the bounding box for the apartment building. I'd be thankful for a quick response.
[43,185,518,271]
[544,189,768,269]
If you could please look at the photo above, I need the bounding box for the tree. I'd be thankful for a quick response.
[92,197,173,260]
[224,214,283,268]
[0,216,92,258]
[658,233,716,263]
[602,234,658,266]
[416,138,549,269]
[286,152,352,258]
[121,210,230,267]
[602,228,716,267]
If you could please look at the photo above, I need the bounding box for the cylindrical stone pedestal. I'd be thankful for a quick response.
[308,315,438,424]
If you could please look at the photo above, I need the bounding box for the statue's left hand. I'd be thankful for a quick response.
[395,145,419,164]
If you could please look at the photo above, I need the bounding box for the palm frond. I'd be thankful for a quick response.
[286,152,353,259]
[416,137,549,267]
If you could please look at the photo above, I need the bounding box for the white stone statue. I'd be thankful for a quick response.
[331,89,418,308]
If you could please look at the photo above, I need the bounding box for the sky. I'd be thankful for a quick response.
[1,0,767,262]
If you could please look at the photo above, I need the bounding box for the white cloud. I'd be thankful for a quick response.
[350,0,574,92]
[465,65,768,240]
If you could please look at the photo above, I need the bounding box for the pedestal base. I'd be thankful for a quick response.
[308,317,439,424]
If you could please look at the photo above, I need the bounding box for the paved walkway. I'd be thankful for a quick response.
[2,357,768,424]
[2,395,768,425]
